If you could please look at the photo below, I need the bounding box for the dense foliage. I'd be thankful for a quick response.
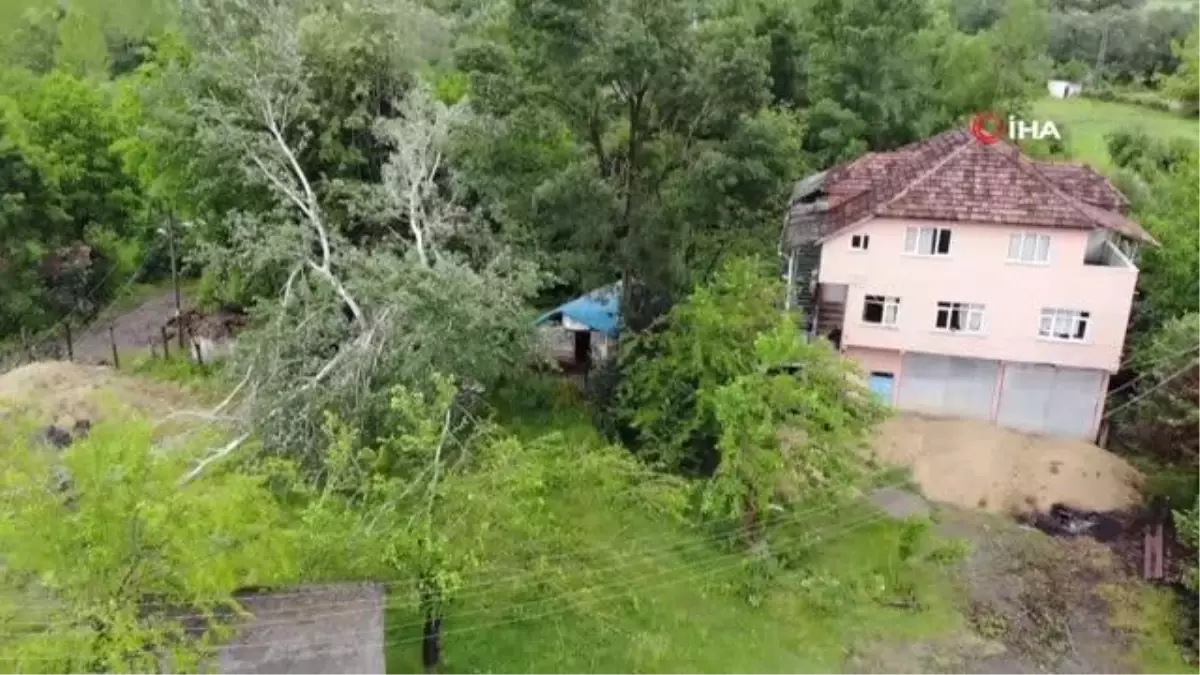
[0,419,295,672]
[0,0,1197,670]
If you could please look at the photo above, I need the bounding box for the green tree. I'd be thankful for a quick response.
[801,0,939,163]
[1135,150,1200,330]
[459,0,802,328]
[3,70,142,243]
[174,0,543,468]
[704,316,886,541]
[0,418,296,672]
[1114,313,1199,468]
[0,115,70,335]
[290,373,688,670]
[620,257,886,481]
[1162,27,1199,113]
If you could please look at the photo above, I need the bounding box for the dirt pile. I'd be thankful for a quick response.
[0,361,194,429]
[872,414,1142,515]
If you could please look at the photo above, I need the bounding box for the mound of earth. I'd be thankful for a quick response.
[0,361,196,429]
[872,414,1141,515]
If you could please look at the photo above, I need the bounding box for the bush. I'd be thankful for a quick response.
[0,416,297,672]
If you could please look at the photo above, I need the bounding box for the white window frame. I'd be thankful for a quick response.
[1039,308,1090,342]
[903,226,953,256]
[849,233,870,251]
[1007,232,1051,264]
[862,294,900,327]
[934,301,985,334]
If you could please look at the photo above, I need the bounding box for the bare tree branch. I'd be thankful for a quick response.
[263,110,330,267]
[214,366,255,415]
[180,432,252,485]
[305,260,367,329]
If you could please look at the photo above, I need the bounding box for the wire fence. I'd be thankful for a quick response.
[0,240,206,374]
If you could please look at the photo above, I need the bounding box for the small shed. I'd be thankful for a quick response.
[1047,79,1082,99]
[535,282,621,372]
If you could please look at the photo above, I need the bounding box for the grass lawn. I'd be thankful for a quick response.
[384,388,964,673]
[1100,583,1196,675]
[1032,96,1198,170]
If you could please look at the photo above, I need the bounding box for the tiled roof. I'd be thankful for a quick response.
[785,128,1156,246]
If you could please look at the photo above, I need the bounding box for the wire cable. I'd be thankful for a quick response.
[0,465,916,622]
[0,506,906,663]
[1103,358,1198,421]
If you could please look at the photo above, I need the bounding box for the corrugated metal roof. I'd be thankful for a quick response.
[535,282,622,337]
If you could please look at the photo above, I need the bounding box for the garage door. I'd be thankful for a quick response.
[995,364,1104,439]
[897,353,999,421]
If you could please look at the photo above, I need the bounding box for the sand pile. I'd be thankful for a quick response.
[872,414,1142,515]
[0,361,194,429]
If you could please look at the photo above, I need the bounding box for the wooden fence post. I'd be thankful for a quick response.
[109,326,120,369]
[63,322,73,362]
[161,326,171,360]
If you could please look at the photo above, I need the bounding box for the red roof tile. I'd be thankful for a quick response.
[786,128,1156,246]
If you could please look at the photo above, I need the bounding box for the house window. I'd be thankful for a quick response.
[935,302,985,333]
[850,234,870,251]
[1008,232,1051,263]
[1039,308,1090,341]
[862,295,900,326]
[903,226,952,256]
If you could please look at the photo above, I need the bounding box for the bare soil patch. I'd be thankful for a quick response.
[872,414,1142,515]
[852,505,1179,673]
[0,361,196,429]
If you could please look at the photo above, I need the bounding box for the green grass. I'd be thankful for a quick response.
[1032,96,1198,170]
[384,389,963,673]
[1101,583,1196,674]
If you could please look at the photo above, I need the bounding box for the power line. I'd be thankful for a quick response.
[216,509,901,660]
[0,400,1008,624]
[1105,342,1200,401]
[0,464,923,621]
[0,507,903,664]
[1103,357,1198,421]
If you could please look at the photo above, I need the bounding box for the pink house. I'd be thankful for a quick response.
[781,129,1157,440]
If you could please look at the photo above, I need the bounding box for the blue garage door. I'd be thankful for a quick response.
[868,372,895,404]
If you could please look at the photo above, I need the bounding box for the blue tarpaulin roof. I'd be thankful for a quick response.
[535,282,621,337]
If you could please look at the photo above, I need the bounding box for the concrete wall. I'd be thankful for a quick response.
[819,218,1137,373]
[216,583,385,674]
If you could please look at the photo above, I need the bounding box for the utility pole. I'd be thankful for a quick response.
[1093,16,1112,85]
[167,211,184,350]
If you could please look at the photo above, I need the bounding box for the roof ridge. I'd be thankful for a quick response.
[876,140,975,215]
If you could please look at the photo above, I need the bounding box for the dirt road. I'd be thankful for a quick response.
[70,287,193,365]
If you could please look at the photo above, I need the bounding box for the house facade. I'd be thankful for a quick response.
[781,129,1156,440]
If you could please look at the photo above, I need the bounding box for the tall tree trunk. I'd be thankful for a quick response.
[419,573,443,674]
